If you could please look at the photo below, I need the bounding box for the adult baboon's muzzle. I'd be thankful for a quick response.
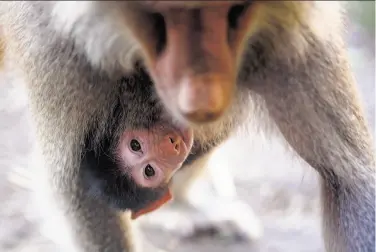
[140,2,253,124]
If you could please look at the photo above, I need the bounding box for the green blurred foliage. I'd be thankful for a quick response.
[347,1,375,36]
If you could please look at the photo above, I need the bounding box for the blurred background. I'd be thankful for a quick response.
[0,2,374,252]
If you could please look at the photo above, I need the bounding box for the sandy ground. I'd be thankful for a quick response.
[0,22,374,252]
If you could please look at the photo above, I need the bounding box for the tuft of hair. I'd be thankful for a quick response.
[0,31,4,68]
[51,2,142,75]
[247,1,345,61]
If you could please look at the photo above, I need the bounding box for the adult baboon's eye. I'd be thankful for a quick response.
[228,4,248,29]
[130,139,141,152]
[144,164,156,178]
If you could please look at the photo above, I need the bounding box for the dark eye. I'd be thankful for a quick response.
[130,139,141,152]
[144,165,155,178]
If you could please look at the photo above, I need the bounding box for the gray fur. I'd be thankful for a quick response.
[0,1,374,252]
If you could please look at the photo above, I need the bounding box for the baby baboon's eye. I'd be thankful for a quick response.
[130,139,141,152]
[144,164,156,178]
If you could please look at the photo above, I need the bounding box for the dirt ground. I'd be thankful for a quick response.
[0,15,374,252]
